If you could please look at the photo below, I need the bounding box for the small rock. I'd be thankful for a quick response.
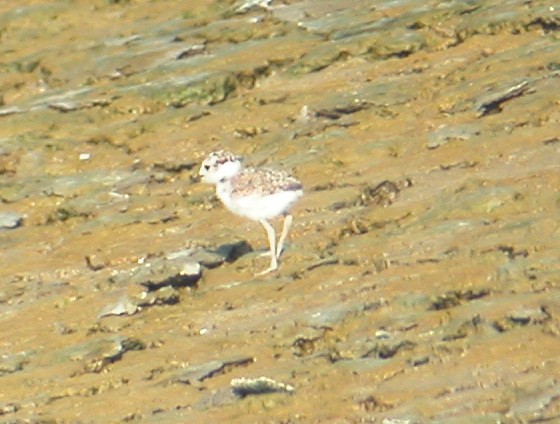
[0,106,23,116]
[174,356,254,386]
[0,402,19,415]
[138,286,180,306]
[142,260,201,291]
[48,101,80,112]
[494,308,549,332]
[356,395,394,413]
[409,355,430,367]
[230,376,294,397]
[474,80,530,116]
[52,322,76,335]
[176,43,206,60]
[112,254,203,291]
[375,330,391,339]
[55,335,145,373]
[186,249,226,268]
[180,262,202,279]
[292,328,327,357]
[429,289,490,310]
[175,361,226,385]
[508,308,547,324]
[98,297,139,318]
[0,352,31,376]
[427,124,481,149]
[0,212,22,229]
[234,0,271,14]
[355,180,411,207]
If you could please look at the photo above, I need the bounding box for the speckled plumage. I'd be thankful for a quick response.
[230,167,303,197]
[199,150,303,275]
[207,150,242,165]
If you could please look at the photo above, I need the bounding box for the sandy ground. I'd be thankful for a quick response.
[1,1,560,423]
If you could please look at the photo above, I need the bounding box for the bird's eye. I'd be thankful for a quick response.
[204,165,210,170]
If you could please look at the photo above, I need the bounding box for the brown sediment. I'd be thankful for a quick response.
[1,0,560,422]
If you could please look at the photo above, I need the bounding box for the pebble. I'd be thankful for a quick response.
[230,376,294,397]
[475,80,530,116]
[427,124,481,149]
[174,357,254,386]
[53,335,145,373]
[138,286,180,306]
[48,101,81,112]
[0,212,22,229]
[98,297,139,318]
[0,106,23,116]
[110,254,202,291]
[0,353,29,376]
[0,402,19,415]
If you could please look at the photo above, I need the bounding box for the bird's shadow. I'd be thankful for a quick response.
[214,240,254,263]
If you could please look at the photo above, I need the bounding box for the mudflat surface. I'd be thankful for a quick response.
[1,1,560,423]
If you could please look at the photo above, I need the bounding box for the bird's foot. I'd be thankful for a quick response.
[254,258,278,276]
[254,265,278,276]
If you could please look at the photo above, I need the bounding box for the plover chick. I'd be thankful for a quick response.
[199,150,303,275]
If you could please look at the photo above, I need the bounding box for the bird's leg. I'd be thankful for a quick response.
[276,214,293,259]
[255,219,278,275]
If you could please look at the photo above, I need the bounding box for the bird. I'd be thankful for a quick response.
[199,150,303,275]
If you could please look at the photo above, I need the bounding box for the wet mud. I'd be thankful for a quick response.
[1,0,560,422]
